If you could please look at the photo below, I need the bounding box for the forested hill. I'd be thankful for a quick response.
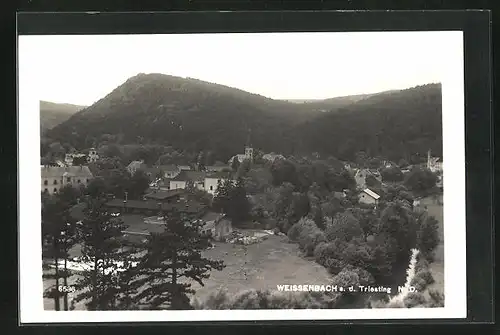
[47,73,326,159]
[293,83,443,162]
[47,73,442,163]
[40,101,86,132]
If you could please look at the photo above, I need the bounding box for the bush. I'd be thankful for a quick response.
[427,289,444,307]
[410,276,427,291]
[325,212,363,242]
[403,292,427,308]
[298,229,326,257]
[348,266,375,286]
[414,257,430,273]
[416,216,440,256]
[412,268,434,287]
[287,217,315,241]
[191,290,232,309]
[193,289,340,310]
[313,238,348,267]
[324,258,348,275]
[287,222,301,241]
[332,268,360,288]
[313,242,329,264]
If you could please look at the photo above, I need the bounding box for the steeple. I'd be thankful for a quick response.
[244,128,253,162]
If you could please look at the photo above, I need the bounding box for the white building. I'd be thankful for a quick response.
[169,171,206,191]
[228,146,254,165]
[41,166,93,195]
[262,152,285,163]
[358,188,380,205]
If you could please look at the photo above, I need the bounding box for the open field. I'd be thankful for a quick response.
[43,228,332,310]
[191,233,332,301]
[419,194,444,298]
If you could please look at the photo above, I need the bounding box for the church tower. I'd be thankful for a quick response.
[244,128,254,162]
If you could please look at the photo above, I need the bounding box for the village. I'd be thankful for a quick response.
[41,140,443,259]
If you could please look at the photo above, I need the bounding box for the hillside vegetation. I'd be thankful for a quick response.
[46,73,442,163]
[40,101,86,132]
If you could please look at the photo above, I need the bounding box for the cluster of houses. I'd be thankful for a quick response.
[64,148,99,166]
[350,150,443,206]
[42,141,443,243]
[41,148,100,195]
[126,160,234,196]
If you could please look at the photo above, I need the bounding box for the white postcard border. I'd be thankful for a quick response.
[18,31,466,323]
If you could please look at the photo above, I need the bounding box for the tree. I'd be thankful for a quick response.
[128,169,150,200]
[380,166,404,182]
[325,212,364,242]
[72,197,133,310]
[128,209,225,309]
[313,206,325,230]
[226,177,251,226]
[404,167,438,195]
[376,201,419,266]
[48,141,66,158]
[42,195,78,311]
[72,155,88,166]
[398,158,409,168]
[270,159,298,187]
[212,179,233,214]
[416,215,440,260]
[236,159,252,178]
[101,144,123,159]
[365,174,380,188]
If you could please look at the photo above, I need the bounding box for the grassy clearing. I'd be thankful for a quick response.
[192,233,333,301]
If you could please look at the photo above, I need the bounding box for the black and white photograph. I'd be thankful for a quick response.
[19,30,466,322]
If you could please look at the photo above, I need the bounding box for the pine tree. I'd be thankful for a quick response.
[212,178,233,214]
[128,208,225,310]
[42,194,78,311]
[227,177,250,225]
[72,196,134,310]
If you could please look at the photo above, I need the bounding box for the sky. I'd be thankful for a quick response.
[20,31,459,106]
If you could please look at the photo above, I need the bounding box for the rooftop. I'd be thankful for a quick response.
[105,198,206,214]
[155,164,179,172]
[41,166,93,178]
[143,189,184,200]
[205,171,234,179]
[121,214,166,235]
[171,171,206,182]
[362,188,380,200]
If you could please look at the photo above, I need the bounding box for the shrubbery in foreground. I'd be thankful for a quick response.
[192,289,340,310]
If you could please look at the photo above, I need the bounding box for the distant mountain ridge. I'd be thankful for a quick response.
[40,101,86,132]
[46,73,442,162]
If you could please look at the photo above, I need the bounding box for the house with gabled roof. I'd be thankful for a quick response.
[204,171,234,195]
[169,171,206,191]
[358,188,380,205]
